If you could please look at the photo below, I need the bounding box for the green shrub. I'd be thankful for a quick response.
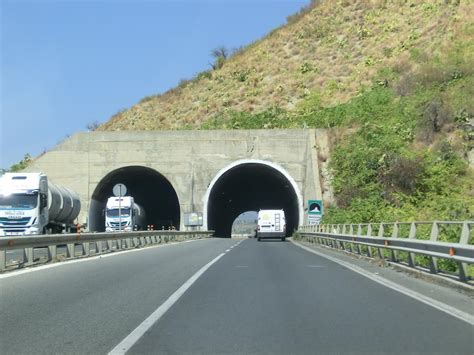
[9,154,32,172]
[197,71,213,80]
[378,154,424,196]
[299,62,314,74]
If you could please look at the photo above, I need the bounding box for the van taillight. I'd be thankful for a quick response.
[283,224,286,231]
[257,225,260,231]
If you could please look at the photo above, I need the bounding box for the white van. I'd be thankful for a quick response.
[257,209,286,241]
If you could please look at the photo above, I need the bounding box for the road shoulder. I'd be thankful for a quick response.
[290,238,474,323]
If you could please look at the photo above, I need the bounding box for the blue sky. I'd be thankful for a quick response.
[1,0,308,169]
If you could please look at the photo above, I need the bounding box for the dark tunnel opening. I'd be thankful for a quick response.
[89,166,180,232]
[207,163,300,238]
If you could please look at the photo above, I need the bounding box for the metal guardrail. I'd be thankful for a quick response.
[0,230,214,272]
[298,221,474,282]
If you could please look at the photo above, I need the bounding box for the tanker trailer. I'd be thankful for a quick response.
[0,172,81,236]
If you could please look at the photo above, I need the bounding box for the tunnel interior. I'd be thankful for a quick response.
[207,163,300,238]
[89,166,180,232]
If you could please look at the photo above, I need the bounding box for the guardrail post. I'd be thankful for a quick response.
[67,243,75,259]
[355,224,362,255]
[335,225,344,249]
[106,240,113,252]
[338,225,345,251]
[347,225,354,253]
[48,245,57,261]
[26,248,35,265]
[82,242,90,257]
[97,241,103,254]
[429,222,439,274]
[458,222,469,282]
[390,222,399,262]
[366,224,373,257]
[377,223,384,259]
[0,249,6,271]
[24,247,34,266]
[407,222,417,267]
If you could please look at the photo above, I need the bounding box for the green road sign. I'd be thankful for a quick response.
[308,200,323,215]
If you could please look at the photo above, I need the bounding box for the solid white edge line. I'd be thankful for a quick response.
[108,252,226,355]
[290,239,474,325]
[0,239,205,280]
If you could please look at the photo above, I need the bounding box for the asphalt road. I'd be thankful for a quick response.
[1,238,472,354]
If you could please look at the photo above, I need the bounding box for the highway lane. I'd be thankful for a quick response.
[1,238,472,354]
[0,238,237,354]
[128,238,473,354]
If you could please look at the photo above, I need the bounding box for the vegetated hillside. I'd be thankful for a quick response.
[100,0,471,131]
[99,0,474,228]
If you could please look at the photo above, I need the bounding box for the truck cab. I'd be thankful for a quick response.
[0,173,48,236]
[256,209,286,242]
[105,196,145,232]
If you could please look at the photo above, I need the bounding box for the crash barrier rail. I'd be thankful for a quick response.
[0,230,214,272]
[298,221,474,282]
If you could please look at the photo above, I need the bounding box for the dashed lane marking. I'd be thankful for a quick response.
[108,252,226,355]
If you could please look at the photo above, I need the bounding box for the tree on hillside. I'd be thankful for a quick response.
[86,120,100,131]
[209,46,229,70]
[9,153,32,172]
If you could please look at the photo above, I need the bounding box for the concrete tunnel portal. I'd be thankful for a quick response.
[205,160,302,238]
[89,166,180,232]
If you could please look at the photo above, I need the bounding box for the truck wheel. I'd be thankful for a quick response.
[257,237,261,242]
[281,237,286,242]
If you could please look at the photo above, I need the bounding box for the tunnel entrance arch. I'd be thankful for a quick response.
[204,160,303,238]
[89,166,180,232]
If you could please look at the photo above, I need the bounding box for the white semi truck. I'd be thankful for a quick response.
[0,173,81,236]
[105,196,146,232]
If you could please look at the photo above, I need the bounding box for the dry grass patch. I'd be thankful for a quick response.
[97,0,472,132]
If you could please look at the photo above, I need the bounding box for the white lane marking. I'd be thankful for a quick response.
[225,249,231,252]
[108,252,225,355]
[0,239,205,280]
[236,265,248,268]
[291,240,474,325]
[306,265,325,268]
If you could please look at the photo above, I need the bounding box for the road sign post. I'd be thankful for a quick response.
[113,183,127,231]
